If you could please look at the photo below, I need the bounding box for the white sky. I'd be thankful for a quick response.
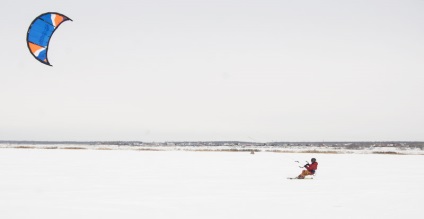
[1,0,423,142]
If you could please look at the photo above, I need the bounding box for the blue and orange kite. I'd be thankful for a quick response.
[26,12,72,66]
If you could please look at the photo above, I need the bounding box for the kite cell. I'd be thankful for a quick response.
[26,12,72,66]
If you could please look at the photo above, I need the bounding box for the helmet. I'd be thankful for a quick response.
[311,158,316,162]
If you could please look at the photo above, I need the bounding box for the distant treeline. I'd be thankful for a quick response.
[0,140,423,149]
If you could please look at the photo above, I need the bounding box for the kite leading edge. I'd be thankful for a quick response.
[26,12,72,66]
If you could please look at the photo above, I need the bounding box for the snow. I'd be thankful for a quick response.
[0,149,422,219]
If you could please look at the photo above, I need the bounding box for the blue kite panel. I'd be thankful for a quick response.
[27,19,55,47]
[39,14,55,25]
[36,49,47,62]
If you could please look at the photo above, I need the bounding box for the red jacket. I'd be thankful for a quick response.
[306,162,318,173]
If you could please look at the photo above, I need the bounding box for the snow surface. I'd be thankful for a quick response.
[0,149,422,219]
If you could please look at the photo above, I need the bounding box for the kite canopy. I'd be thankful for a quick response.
[26,12,72,66]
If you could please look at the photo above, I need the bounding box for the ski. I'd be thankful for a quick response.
[287,177,313,180]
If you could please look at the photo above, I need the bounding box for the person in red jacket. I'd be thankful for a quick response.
[297,158,318,179]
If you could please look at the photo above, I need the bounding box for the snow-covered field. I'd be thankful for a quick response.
[0,149,422,219]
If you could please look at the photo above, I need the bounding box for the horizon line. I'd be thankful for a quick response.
[1,140,424,143]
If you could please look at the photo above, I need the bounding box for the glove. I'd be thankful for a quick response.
[304,164,309,168]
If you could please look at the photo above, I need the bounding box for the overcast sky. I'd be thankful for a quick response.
[1,0,423,142]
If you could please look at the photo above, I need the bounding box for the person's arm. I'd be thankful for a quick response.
[307,163,317,171]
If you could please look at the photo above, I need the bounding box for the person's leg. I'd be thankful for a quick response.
[297,170,310,179]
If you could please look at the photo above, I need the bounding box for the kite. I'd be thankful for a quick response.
[26,12,72,66]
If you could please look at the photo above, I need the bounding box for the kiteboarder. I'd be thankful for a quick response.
[296,158,318,179]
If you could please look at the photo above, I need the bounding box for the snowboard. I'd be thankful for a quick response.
[287,177,314,180]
